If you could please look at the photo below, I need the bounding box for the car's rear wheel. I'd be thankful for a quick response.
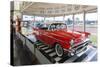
[55,44,64,57]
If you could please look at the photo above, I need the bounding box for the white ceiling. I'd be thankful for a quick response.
[20,2,97,17]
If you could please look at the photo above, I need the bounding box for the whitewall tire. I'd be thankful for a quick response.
[55,44,63,57]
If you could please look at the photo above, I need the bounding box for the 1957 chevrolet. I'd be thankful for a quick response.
[33,22,91,57]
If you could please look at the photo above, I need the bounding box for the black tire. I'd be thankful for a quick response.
[55,44,64,57]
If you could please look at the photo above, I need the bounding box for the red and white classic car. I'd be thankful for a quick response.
[33,22,91,57]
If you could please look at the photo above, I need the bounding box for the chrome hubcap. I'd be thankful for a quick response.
[55,44,63,57]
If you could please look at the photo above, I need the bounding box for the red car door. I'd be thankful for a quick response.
[43,30,56,46]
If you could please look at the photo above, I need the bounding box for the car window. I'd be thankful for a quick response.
[50,25,55,30]
[56,25,60,29]
[49,23,67,30]
[60,24,67,29]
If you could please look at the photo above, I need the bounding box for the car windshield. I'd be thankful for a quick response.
[49,23,67,30]
[37,23,49,30]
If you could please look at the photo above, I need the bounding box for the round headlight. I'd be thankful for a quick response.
[70,39,74,46]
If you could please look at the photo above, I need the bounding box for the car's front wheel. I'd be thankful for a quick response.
[55,44,64,57]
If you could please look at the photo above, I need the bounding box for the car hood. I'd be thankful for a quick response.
[50,30,82,41]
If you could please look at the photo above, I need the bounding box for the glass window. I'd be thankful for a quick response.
[55,16,63,22]
[65,15,73,30]
[74,14,84,31]
[45,17,54,22]
[86,13,97,45]
[35,16,44,22]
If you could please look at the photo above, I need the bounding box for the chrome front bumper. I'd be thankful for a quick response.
[64,38,91,56]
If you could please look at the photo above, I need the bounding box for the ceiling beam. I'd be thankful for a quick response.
[21,2,34,12]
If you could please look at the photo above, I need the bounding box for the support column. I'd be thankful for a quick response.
[53,16,55,22]
[21,12,23,21]
[13,1,22,33]
[83,11,86,32]
[72,14,75,31]
[63,15,65,23]
[20,12,23,33]
[44,16,46,23]
[34,15,35,22]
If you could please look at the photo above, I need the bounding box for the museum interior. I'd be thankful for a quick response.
[10,1,97,66]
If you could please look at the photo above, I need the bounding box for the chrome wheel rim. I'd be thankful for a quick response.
[55,44,63,57]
